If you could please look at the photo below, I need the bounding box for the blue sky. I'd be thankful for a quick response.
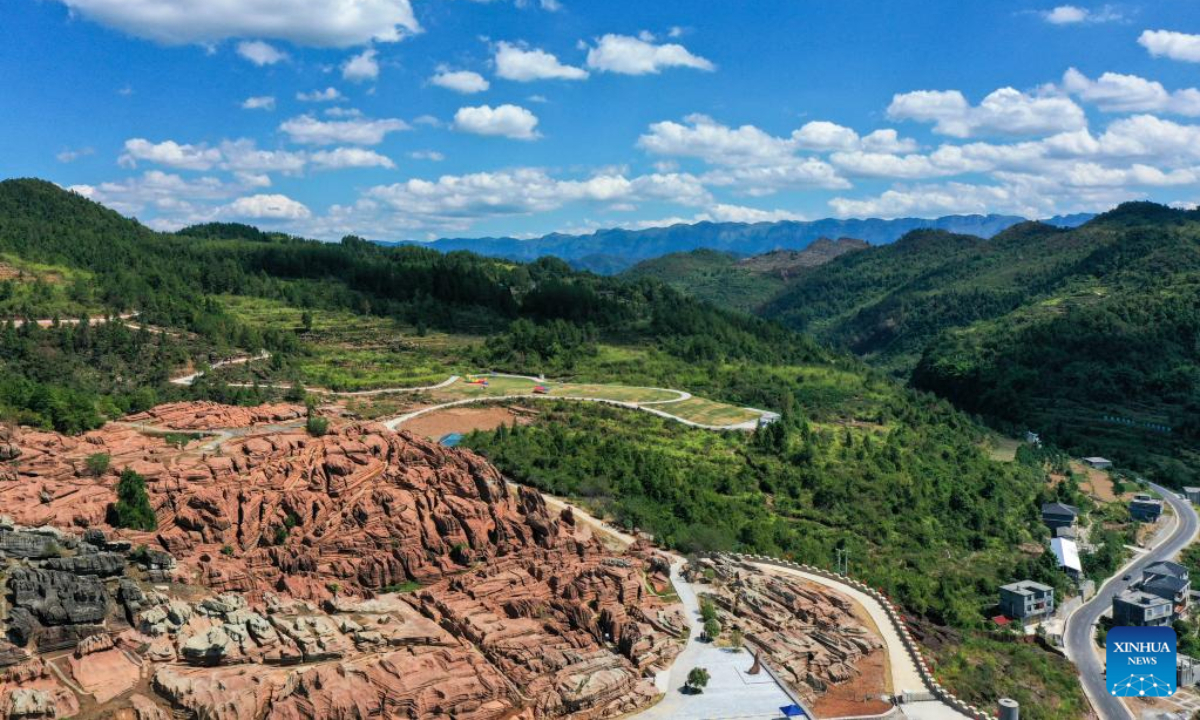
[2,0,1200,240]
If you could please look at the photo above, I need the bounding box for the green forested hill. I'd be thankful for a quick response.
[0,178,825,428]
[620,238,868,313]
[754,203,1200,483]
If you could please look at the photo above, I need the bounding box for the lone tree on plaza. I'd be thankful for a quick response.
[685,666,710,694]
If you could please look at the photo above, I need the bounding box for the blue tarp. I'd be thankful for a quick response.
[780,705,806,717]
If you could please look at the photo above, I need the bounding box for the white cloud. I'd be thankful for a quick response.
[1062,68,1200,115]
[1042,5,1122,24]
[887,87,1086,137]
[309,147,395,169]
[701,204,804,223]
[218,139,307,174]
[453,104,540,140]
[342,48,379,82]
[493,41,588,81]
[56,147,94,163]
[638,114,794,165]
[584,33,714,75]
[324,107,362,118]
[791,121,860,152]
[409,150,445,161]
[225,193,311,220]
[241,95,276,110]
[637,114,850,192]
[430,68,490,93]
[53,0,419,47]
[280,114,409,144]
[791,121,919,154]
[120,138,222,170]
[236,40,287,65]
[1139,29,1200,63]
[464,0,561,10]
[297,87,344,102]
[68,170,238,221]
[300,167,710,237]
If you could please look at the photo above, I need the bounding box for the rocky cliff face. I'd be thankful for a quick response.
[0,407,685,719]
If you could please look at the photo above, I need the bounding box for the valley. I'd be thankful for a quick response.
[0,179,1195,720]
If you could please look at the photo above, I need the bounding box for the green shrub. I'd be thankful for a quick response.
[108,470,156,531]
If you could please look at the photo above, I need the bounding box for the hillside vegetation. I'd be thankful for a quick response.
[734,204,1200,485]
[621,238,867,313]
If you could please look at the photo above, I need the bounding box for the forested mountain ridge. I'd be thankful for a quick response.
[0,178,827,429]
[391,212,1076,274]
[620,238,869,313]
[750,203,1200,483]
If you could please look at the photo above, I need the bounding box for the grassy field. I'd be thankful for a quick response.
[217,295,475,391]
[655,396,762,426]
[216,294,773,426]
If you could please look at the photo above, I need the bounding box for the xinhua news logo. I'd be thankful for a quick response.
[1107,626,1177,697]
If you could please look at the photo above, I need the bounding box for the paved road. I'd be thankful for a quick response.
[1064,482,1199,720]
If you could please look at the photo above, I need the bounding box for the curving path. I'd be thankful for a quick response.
[381,392,773,432]
[1064,482,1199,720]
[170,356,777,433]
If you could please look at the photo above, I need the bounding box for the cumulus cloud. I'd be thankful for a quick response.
[308,147,395,169]
[236,40,287,65]
[225,193,311,219]
[453,104,540,140]
[887,87,1086,137]
[1139,29,1200,63]
[342,48,379,82]
[68,170,239,222]
[241,95,276,110]
[52,0,419,47]
[637,114,851,192]
[493,42,588,81]
[584,33,714,75]
[297,87,344,102]
[638,114,794,165]
[700,204,804,223]
[296,167,711,237]
[430,68,490,93]
[120,138,222,170]
[280,114,409,144]
[792,121,919,154]
[1062,68,1200,115]
[1041,5,1122,24]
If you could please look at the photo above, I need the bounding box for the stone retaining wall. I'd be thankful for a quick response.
[729,553,999,720]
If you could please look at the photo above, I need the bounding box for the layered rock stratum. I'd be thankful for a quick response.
[0,402,889,718]
[0,406,686,718]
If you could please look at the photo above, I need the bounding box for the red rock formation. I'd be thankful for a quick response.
[0,409,688,719]
[124,402,306,430]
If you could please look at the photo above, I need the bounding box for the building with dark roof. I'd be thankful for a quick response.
[1041,502,1079,532]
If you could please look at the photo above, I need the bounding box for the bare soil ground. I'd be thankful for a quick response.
[1074,461,1132,503]
[400,405,535,440]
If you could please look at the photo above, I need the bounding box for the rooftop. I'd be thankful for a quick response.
[1041,502,1079,517]
[1145,560,1188,579]
[1050,537,1082,573]
[1001,580,1053,595]
[1116,590,1171,608]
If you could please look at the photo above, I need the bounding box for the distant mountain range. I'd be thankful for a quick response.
[388,213,1095,273]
